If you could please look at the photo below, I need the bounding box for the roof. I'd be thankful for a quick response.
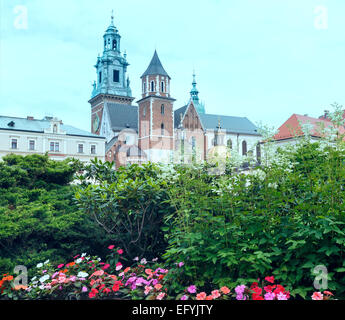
[0,116,103,139]
[106,103,138,131]
[273,114,343,141]
[200,113,259,135]
[174,106,188,128]
[141,50,170,79]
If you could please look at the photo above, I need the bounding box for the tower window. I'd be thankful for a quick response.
[161,81,164,92]
[161,123,164,136]
[112,40,117,50]
[143,106,146,117]
[151,81,155,92]
[53,124,57,133]
[161,104,165,115]
[143,82,146,93]
[99,71,102,83]
[113,70,119,83]
[242,140,247,156]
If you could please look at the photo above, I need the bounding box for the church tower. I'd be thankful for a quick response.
[89,13,134,135]
[137,50,175,163]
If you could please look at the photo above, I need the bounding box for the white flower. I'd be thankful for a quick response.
[39,274,50,283]
[44,260,50,265]
[36,263,43,268]
[77,271,89,278]
[81,253,87,257]
[76,258,82,264]
[140,258,147,265]
[31,276,37,281]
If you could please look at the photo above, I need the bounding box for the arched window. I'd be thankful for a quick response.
[227,139,232,149]
[53,124,57,133]
[161,123,164,136]
[143,81,146,93]
[161,81,164,92]
[256,143,261,163]
[151,81,155,92]
[242,140,247,156]
[185,115,189,129]
[112,40,117,50]
[161,104,165,115]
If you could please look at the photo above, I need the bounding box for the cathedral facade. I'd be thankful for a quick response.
[89,16,262,168]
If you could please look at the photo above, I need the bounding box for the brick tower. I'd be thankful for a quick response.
[137,50,175,163]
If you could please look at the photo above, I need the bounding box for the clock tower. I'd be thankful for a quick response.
[89,13,135,135]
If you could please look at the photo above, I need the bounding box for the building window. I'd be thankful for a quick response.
[53,124,57,133]
[113,70,119,83]
[227,139,232,150]
[161,81,164,92]
[143,106,146,117]
[161,104,165,114]
[99,71,102,83]
[78,144,84,153]
[256,143,261,163]
[112,40,117,50]
[191,137,196,162]
[242,140,247,156]
[161,123,164,136]
[50,142,59,152]
[150,81,155,92]
[91,145,96,155]
[11,139,17,149]
[143,82,146,93]
[29,140,35,150]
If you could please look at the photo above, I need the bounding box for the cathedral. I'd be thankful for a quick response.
[89,15,262,168]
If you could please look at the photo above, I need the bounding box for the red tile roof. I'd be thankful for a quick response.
[274,114,343,141]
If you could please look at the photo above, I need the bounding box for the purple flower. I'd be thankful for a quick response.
[181,295,189,300]
[235,285,246,295]
[236,293,246,300]
[178,262,184,268]
[264,292,275,300]
[187,285,196,294]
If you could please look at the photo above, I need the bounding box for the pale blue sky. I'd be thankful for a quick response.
[0,0,344,132]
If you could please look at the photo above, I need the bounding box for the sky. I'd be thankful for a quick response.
[0,0,344,132]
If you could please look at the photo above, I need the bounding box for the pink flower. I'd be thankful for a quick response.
[108,245,115,250]
[82,286,88,292]
[116,262,123,271]
[117,249,123,255]
[277,292,288,300]
[196,292,207,300]
[178,262,184,268]
[156,292,165,300]
[181,295,189,300]
[144,286,153,295]
[220,286,230,295]
[102,264,110,270]
[187,285,196,294]
[57,264,64,269]
[211,290,221,299]
[312,292,324,300]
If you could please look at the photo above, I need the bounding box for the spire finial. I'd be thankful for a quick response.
[111,10,114,25]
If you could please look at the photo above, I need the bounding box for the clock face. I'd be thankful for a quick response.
[92,114,100,133]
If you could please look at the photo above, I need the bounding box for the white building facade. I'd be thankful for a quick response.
[0,116,105,162]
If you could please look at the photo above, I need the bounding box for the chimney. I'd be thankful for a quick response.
[27,116,34,120]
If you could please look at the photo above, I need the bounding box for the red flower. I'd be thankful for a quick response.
[253,295,264,300]
[265,276,275,284]
[108,245,115,250]
[89,288,98,299]
[117,249,123,255]
[264,285,273,292]
[112,281,122,292]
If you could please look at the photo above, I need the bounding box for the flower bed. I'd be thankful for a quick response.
[0,246,335,300]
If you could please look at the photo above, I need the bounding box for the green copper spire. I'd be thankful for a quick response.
[190,72,205,114]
